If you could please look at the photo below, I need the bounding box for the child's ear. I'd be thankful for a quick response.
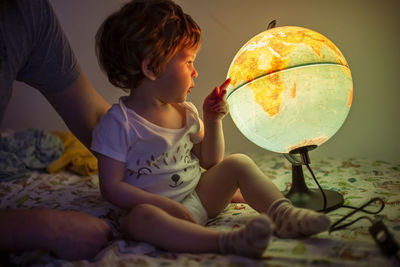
[141,58,157,81]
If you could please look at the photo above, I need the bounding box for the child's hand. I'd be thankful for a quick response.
[203,78,230,122]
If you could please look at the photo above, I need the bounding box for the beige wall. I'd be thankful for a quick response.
[2,0,400,162]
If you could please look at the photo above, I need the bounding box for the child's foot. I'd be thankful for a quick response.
[218,214,274,258]
[267,198,330,238]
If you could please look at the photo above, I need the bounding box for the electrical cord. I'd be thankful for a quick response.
[304,163,399,259]
[305,163,327,211]
[329,197,385,232]
[304,161,385,230]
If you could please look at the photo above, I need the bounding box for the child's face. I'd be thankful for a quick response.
[154,46,199,103]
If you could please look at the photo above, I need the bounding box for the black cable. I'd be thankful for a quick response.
[329,216,373,232]
[305,163,327,212]
[303,162,386,233]
[341,203,385,215]
[329,197,385,233]
[301,157,397,259]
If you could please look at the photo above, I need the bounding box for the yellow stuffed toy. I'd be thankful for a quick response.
[47,131,98,176]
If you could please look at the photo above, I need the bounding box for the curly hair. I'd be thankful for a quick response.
[95,0,201,91]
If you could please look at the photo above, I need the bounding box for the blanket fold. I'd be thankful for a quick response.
[0,129,64,181]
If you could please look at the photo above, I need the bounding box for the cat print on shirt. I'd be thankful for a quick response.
[125,142,198,188]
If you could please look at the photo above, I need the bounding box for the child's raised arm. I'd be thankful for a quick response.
[193,79,230,169]
[97,153,196,223]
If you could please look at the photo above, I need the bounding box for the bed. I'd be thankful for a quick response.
[1,130,399,266]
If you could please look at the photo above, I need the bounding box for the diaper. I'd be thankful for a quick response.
[181,190,209,225]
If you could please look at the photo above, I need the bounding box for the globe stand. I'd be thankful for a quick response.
[283,146,344,213]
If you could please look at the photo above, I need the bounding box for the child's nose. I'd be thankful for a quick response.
[192,67,198,78]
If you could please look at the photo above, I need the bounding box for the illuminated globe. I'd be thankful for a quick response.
[226,26,353,153]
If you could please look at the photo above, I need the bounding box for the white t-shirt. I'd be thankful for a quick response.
[91,97,204,202]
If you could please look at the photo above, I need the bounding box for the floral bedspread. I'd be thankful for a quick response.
[1,154,399,266]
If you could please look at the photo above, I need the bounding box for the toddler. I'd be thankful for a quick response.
[92,0,330,258]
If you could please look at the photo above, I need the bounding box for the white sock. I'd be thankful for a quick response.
[267,198,330,238]
[218,214,274,258]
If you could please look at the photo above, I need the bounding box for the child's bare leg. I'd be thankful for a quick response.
[196,154,283,217]
[196,154,330,238]
[122,204,219,253]
[122,203,272,257]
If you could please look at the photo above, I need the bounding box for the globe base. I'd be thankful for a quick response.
[284,188,344,212]
[283,164,344,212]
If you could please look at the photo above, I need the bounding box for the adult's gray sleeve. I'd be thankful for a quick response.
[15,0,81,93]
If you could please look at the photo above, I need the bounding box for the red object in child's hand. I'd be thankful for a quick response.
[220,78,231,89]
[214,78,230,101]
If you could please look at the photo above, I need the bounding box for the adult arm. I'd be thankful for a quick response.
[0,74,111,260]
[9,0,110,148]
[0,209,111,260]
[43,72,110,149]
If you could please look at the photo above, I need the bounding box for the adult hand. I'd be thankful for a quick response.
[44,210,112,260]
[0,209,111,260]
[203,78,230,122]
